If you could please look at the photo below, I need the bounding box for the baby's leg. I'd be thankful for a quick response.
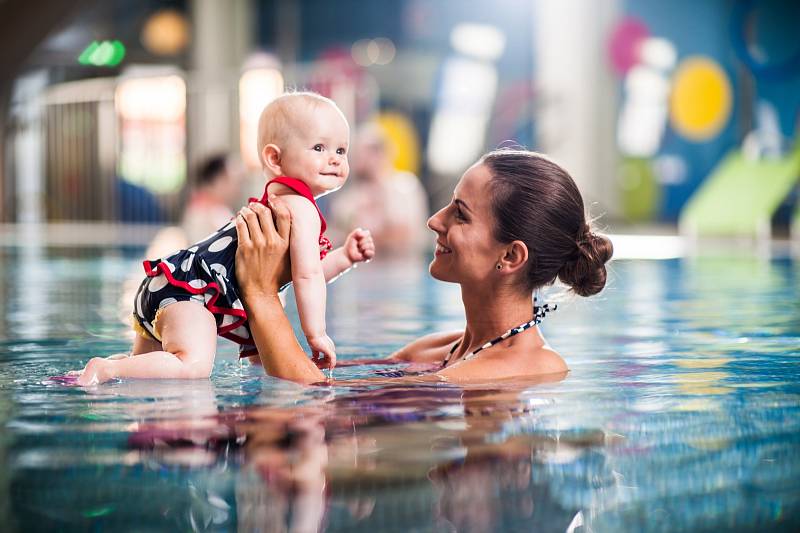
[77,302,218,385]
[96,334,159,363]
[132,333,162,355]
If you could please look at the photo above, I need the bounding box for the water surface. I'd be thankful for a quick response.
[1,247,799,532]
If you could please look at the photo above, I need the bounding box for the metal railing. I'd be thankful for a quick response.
[2,65,378,245]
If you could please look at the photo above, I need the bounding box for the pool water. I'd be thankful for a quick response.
[1,247,799,532]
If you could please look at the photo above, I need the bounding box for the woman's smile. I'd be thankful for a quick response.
[434,241,452,256]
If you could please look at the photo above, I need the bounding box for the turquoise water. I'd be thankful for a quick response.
[1,247,799,532]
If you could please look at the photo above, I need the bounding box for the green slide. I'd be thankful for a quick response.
[679,146,800,238]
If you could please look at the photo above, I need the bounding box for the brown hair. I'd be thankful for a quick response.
[482,149,613,297]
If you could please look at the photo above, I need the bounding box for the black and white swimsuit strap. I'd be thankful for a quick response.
[441,299,556,369]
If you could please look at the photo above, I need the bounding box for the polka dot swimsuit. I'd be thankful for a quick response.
[131,177,332,358]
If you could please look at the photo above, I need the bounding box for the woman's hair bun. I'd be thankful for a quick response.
[557,225,613,297]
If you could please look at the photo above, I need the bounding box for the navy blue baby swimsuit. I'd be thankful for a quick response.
[131,176,332,358]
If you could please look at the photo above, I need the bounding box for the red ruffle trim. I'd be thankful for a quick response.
[143,259,256,356]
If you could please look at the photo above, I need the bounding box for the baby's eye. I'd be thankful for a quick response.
[336,148,347,155]
[313,144,324,152]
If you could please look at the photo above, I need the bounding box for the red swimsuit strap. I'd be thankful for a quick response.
[262,176,327,235]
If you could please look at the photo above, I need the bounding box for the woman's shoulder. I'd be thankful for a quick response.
[492,338,568,375]
[438,340,568,383]
[521,344,569,374]
[390,330,463,364]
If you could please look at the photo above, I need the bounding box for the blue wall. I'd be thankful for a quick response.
[625,0,800,219]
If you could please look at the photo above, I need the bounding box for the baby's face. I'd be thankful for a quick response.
[279,104,350,197]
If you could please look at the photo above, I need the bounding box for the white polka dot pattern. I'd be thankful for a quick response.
[136,288,145,316]
[181,254,195,272]
[188,279,207,290]
[208,236,233,253]
[148,274,168,292]
[209,263,227,279]
[158,297,178,309]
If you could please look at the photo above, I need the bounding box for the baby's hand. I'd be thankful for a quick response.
[344,228,375,264]
[75,357,115,386]
[308,334,337,369]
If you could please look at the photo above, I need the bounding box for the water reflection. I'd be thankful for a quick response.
[121,379,604,532]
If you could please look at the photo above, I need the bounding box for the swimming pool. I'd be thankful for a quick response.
[1,246,799,532]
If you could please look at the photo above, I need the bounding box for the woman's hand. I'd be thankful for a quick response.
[235,196,292,299]
[234,195,327,384]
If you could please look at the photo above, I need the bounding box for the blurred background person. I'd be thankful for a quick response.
[140,153,245,259]
[330,122,429,255]
[181,153,245,243]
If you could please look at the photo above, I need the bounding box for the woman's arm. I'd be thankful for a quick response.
[390,331,463,363]
[235,199,326,384]
[329,330,463,368]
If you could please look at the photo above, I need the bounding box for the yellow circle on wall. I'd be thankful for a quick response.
[375,112,420,175]
[669,56,732,141]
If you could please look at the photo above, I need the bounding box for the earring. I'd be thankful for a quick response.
[496,264,503,270]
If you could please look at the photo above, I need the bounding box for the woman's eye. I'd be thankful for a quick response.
[454,207,466,221]
[313,144,324,152]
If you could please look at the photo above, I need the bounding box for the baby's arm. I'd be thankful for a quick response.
[322,228,375,283]
[322,248,353,282]
[283,196,336,367]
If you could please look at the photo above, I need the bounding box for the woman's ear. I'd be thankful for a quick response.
[498,240,529,274]
[262,144,282,175]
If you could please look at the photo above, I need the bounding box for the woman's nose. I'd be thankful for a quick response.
[427,208,445,233]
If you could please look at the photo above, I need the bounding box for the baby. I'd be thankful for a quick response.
[76,92,374,385]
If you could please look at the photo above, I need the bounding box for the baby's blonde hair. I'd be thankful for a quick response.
[256,91,343,167]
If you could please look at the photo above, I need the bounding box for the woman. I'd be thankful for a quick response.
[234,149,613,385]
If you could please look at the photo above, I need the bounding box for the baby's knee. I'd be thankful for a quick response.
[179,357,214,379]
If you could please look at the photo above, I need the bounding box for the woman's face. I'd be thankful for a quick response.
[427,162,505,285]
